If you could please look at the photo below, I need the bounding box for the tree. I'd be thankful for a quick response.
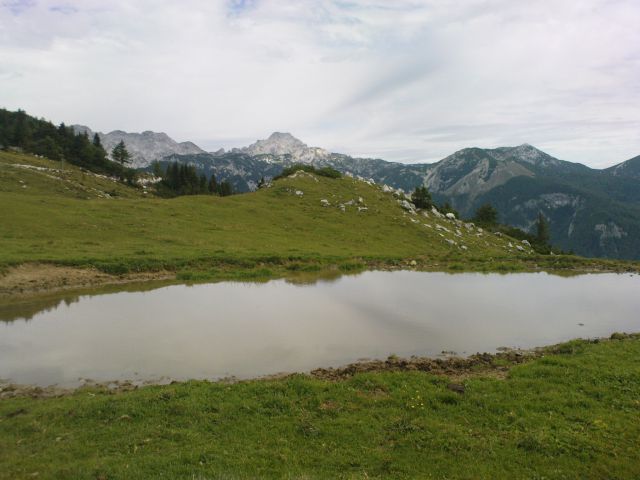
[411,186,432,209]
[111,140,131,165]
[218,181,233,197]
[474,203,498,225]
[92,133,102,148]
[208,174,218,194]
[536,211,550,245]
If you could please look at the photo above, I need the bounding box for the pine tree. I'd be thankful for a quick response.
[92,133,102,148]
[208,174,218,194]
[411,186,432,209]
[111,140,131,165]
[536,212,550,245]
[474,204,498,225]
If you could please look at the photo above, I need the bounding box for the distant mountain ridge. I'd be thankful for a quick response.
[71,125,205,167]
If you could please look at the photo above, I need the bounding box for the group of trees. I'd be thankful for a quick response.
[411,185,554,253]
[157,161,233,197]
[0,108,135,182]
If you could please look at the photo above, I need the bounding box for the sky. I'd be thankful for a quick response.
[1,0,639,168]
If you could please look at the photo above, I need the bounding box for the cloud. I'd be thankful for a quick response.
[0,0,638,167]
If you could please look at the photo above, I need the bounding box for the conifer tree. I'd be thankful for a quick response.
[111,140,131,165]
[536,211,550,245]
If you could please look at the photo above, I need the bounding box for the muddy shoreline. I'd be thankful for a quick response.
[0,263,175,299]
[2,334,636,400]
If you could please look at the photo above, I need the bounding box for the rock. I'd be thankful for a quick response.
[431,207,444,218]
[477,227,483,233]
[382,184,393,193]
[445,239,457,246]
[399,200,417,214]
[320,199,330,207]
[521,239,531,247]
[338,204,346,212]
[344,200,354,206]
[445,212,456,220]
[461,245,468,250]
[295,190,304,196]
[409,260,417,266]
[358,196,364,204]
[494,231,503,237]
[508,242,513,248]
[516,245,525,252]
[447,383,465,394]
[357,206,368,212]
[421,211,430,218]
[455,229,463,237]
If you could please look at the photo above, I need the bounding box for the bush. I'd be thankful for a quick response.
[274,164,342,180]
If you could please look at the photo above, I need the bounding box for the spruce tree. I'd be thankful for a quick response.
[411,186,432,209]
[536,212,550,246]
[111,140,131,165]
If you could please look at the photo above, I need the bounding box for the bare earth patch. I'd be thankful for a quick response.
[0,263,174,298]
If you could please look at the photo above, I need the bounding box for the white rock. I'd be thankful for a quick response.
[409,260,417,266]
[445,239,457,246]
[431,207,444,218]
[445,212,456,220]
[320,199,330,207]
[382,185,393,193]
[358,206,368,212]
[295,190,304,196]
[516,245,525,252]
[521,239,531,247]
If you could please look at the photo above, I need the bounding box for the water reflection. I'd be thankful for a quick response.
[0,271,638,387]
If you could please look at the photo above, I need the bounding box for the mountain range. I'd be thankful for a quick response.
[75,127,640,260]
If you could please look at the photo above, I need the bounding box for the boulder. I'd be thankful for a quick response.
[521,239,531,247]
[295,190,304,196]
[320,199,330,207]
[445,212,456,220]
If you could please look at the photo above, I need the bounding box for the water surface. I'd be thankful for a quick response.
[1,271,638,386]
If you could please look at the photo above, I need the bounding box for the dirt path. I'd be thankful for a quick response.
[0,263,174,298]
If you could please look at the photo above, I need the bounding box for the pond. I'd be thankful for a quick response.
[1,271,638,387]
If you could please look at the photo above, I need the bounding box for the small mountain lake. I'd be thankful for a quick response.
[1,271,639,387]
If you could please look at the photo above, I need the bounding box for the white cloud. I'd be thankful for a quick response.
[1,0,638,167]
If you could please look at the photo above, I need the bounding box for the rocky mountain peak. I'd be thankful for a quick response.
[241,132,330,163]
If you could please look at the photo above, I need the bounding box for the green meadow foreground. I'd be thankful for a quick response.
[0,151,635,297]
[0,335,639,479]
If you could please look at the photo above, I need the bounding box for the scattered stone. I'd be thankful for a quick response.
[445,212,456,220]
[338,204,346,212]
[409,260,417,266]
[516,245,525,252]
[445,239,457,246]
[382,184,394,193]
[295,190,304,196]
[461,245,468,251]
[521,239,531,247]
[358,196,364,204]
[431,207,444,218]
[399,199,416,213]
[447,383,465,394]
[357,206,368,212]
[320,199,330,207]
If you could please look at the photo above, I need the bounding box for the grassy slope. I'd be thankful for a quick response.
[1,150,555,275]
[1,336,639,479]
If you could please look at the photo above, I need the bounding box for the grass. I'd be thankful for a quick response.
[0,335,639,478]
[1,151,636,281]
